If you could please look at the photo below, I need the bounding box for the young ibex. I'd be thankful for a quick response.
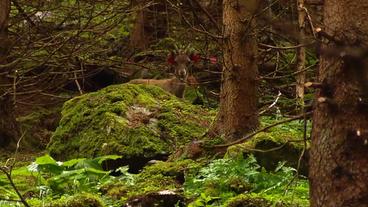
[129,52,199,98]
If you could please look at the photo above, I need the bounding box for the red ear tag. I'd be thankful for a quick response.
[167,55,176,64]
[190,54,201,63]
[209,56,217,64]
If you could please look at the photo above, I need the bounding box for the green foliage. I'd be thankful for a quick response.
[223,117,311,175]
[28,154,121,195]
[0,154,124,206]
[184,155,309,207]
[1,116,311,207]
[261,117,311,136]
[28,193,106,207]
[1,152,309,207]
[188,193,221,207]
[224,194,271,207]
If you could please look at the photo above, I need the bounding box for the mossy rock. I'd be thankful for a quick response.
[225,193,308,207]
[47,84,215,162]
[33,193,105,207]
[125,191,185,207]
[226,118,310,175]
[101,159,200,206]
[102,159,200,201]
[225,194,271,207]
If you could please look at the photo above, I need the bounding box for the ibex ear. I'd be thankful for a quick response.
[190,53,201,63]
[167,52,176,65]
[209,56,217,64]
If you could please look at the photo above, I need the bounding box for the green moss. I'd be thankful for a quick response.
[225,192,309,207]
[29,193,105,207]
[47,84,215,160]
[225,194,272,207]
[225,118,311,174]
[133,160,200,194]
[253,117,310,149]
[104,159,201,202]
[141,159,201,178]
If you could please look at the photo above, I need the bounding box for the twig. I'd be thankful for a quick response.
[259,91,282,115]
[284,93,309,196]
[0,131,30,207]
[230,139,309,153]
[74,72,83,95]
[0,59,21,69]
[213,112,313,148]
[11,0,37,28]
[191,0,220,32]
[260,63,316,80]
[259,42,313,50]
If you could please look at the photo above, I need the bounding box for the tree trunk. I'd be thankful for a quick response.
[129,0,168,50]
[296,0,306,111]
[209,0,260,141]
[309,1,368,206]
[0,0,10,63]
[130,4,147,50]
[0,0,19,149]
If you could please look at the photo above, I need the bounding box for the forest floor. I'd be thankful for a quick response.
[1,84,310,207]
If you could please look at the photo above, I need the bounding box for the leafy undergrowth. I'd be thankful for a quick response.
[226,117,311,175]
[1,109,310,206]
[0,154,309,207]
[185,155,309,207]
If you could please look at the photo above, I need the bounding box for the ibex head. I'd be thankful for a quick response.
[129,48,200,98]
[167,50,201,82]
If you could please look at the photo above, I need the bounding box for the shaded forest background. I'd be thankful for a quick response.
[3,0,368,207]
[0,0,322,150]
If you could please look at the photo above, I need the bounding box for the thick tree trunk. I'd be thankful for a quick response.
[209,0,260,141]
[0,0,19,149]
[0,0,10,63]
[310,1,368,206]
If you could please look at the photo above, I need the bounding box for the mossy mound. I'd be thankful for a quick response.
[103,159,200,197]
[226,118,310,175]
[225,194,271,207]
[101,159,200,206]
[47,84,215,161]
[28,193,105,207]
[224,193,306,207]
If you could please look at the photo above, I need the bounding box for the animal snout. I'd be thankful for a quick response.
[176,66,187,80]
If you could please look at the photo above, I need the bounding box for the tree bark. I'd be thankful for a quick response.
[0,0,10,63]
[296,0,306,111]
[130,3,147,50]
[0,0,19,149]
[129,0,168,50]
[209,0,260,141]
[310,1,368,206]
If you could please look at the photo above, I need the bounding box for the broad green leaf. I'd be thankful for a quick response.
[93,155,121,164]
[62,158,86,168]
[35,154,57,165]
